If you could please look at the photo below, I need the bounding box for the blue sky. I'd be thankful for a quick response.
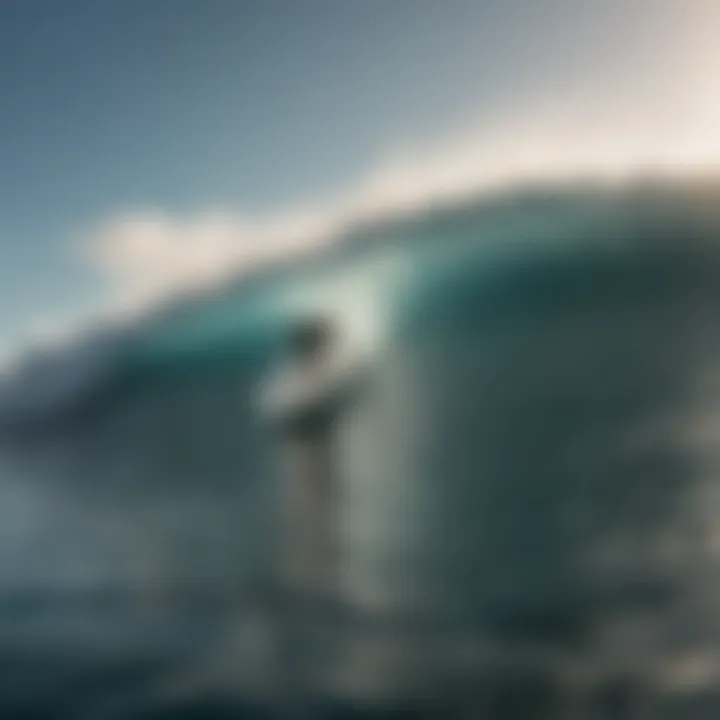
[0,0,715,350]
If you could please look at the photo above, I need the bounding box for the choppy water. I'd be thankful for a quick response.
[3,183,720,717]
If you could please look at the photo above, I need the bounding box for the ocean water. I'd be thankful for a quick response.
[3,182,720,717]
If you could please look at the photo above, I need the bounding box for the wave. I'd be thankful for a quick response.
[3,175,720,713]
[3,173,720,428]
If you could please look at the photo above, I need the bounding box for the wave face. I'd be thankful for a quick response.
[4,180,720,716]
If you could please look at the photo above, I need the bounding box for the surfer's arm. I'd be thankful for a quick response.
[258,353,370,431]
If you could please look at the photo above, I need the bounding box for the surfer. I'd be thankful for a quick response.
[259,316,369,711]
[261,316,366,602]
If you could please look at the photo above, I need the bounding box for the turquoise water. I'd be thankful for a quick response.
[2,182,720,716]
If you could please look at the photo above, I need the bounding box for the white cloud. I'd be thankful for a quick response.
[86,209,336,295]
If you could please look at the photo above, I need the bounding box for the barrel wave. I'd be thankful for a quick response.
[1,178,720,717]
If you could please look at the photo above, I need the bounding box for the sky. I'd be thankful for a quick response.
[1,0,720,353]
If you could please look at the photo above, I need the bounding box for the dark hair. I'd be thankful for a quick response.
[289,317,332,359]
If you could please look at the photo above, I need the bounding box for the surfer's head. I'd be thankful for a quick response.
[288,317,333,363]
